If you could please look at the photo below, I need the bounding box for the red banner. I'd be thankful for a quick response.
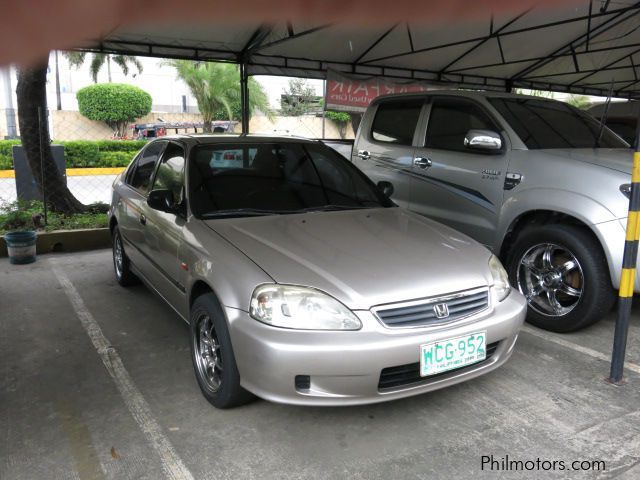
[325,70,434,112]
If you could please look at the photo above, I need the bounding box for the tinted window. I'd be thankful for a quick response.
[488,97,627,149]
[152,143,185,204]
[190,142,392,216]
[426,99,499,152]
[129,142,165,193]
[371,100,423,145]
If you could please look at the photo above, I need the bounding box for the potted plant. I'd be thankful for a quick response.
[1,201,39,264]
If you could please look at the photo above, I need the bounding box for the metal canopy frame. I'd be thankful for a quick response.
[79,1,640,99]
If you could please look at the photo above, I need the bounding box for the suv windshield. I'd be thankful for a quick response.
[488,97,628,149]
[190,142,393,217]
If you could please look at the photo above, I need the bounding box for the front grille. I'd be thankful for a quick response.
[378,341,500,390]
[373,289,489,328]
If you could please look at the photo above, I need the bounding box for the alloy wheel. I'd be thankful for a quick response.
[194,314,223,392]
[114,234,124,279]
[517,243,584,317]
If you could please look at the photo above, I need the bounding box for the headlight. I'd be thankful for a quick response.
[620,183,632,199]
[489,255,511,302]
[249,284,362,330]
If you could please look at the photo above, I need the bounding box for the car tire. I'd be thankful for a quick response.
[506,224,615,332]
[112,225,140,287]
[190,293,254,409]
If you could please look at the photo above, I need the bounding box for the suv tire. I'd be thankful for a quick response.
[506,224,615,332]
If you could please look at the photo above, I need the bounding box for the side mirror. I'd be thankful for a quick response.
[464,129,502,151]
[147,189,177,213]
[377,181,394,198]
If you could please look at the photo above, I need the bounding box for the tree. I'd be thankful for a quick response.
[280,79,319,116]
[16,64,85,213]
[76,83,152,137]
[165,60,272,132]
[64,51,143,83]
[566,94,591,110]
[325,110,351,139]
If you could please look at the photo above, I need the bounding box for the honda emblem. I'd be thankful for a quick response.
[433,303,450,319]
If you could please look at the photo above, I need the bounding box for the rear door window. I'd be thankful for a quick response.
[128,141,166,194]
[371,99,423,145]
[425,98,499,152]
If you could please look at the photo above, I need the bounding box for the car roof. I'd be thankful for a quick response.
[372,89,562,103]
[148,133,322,147]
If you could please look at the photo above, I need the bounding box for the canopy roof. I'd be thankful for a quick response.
[83,2,640,98]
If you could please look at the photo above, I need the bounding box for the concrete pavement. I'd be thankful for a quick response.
[1,250,639,479]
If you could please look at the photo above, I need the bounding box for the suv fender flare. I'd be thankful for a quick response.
[496,188,621,285]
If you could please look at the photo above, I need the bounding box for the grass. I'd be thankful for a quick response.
[0,200,108,234]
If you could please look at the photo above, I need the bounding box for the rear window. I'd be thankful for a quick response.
[371,99,423,145]
[488,97,627,149]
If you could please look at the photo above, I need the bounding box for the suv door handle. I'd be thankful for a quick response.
[357,150,370,160]
[139,214,147,226]
[413,157,432,169]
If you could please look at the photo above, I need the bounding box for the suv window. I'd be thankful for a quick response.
[426,98,499,152]
[371,99,423,145]
[488,97,628,149]
[152,143,185,204]
[129,142,166,193]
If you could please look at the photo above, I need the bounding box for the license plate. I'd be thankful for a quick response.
[420,331,486,377]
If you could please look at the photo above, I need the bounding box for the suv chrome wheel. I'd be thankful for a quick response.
[517,243,583,317]
[194,313,223,393]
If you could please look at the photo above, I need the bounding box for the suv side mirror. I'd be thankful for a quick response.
[147,189,177,214]
[464,129,502,151]
[377,181,394,198]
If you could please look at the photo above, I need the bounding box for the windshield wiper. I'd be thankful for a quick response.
[297,204,374,213]
[201,208,281,219]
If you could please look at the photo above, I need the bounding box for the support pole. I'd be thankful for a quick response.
[1,67,17,138]
[609,119,640,384]
[240,62,249,134]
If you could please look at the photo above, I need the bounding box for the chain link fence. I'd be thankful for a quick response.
[0,108,142,230]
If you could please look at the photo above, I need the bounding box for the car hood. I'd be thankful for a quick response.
[542,148,633,174]
[204,208,492,310]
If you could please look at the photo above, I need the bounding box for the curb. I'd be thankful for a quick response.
[0,228,111,258]
[0,167,125,179]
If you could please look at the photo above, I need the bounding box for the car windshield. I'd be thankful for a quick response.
[488,97,628,149]
[189,142,393,217]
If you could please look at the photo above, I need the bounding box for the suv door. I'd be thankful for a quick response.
[118,141,167,271]
[142,142,187,307]
[411,97,510,247]
[352,98,425,208]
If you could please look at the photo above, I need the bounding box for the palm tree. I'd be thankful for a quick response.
[63,51,143,83]
[165,60,272,132]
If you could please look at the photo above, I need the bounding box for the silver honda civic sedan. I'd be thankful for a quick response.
[108,135,526,408]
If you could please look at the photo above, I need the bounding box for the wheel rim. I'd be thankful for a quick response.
[114,234,124,279]
[517,243,584,317]
[194,313,223,393]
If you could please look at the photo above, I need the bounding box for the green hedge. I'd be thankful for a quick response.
[0,139,145,169]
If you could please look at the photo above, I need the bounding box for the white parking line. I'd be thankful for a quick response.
[522,325,640,375]
[50,259,194,480]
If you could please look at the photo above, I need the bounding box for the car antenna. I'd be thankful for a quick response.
[596,79,614,147]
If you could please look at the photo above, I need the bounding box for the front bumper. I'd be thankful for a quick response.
[227,290,526,406]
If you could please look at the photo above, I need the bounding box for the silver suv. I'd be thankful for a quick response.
[353,91,632,332]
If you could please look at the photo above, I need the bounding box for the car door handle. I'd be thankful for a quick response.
[413,157,432,169]
[139,214,146,226]
[357,150,371,160]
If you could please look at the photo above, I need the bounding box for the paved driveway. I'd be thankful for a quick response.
[1,250,639,479]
